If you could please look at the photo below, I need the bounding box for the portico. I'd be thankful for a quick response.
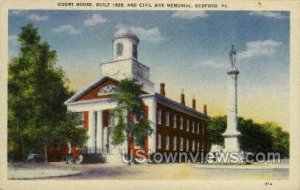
[66,92,157,157]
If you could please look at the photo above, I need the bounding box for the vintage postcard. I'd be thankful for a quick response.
[0,0,300,189]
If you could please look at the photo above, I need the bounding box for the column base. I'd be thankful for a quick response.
[224,136,240,152]
[221,136,245,164]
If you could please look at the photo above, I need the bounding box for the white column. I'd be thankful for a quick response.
[226,71,240,136]
[88,111,95,153]
[223,70,240,152]
[147,97,157,153]
[96,111,103,153]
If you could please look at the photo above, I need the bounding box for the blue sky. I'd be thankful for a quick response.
[8,10,290,130]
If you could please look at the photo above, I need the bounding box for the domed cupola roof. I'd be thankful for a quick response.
[113,28,140,43]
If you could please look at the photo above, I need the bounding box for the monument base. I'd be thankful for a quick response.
[221,135,246,164]
[224,135,240,152]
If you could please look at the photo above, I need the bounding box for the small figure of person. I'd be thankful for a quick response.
[66,141,72,164]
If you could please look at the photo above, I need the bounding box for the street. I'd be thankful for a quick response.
[8,162,288,180]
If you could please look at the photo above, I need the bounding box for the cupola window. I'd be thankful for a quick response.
[116,43,123,56]
[133,44,137,59]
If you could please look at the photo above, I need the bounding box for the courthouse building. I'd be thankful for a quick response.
[65,29,211,163]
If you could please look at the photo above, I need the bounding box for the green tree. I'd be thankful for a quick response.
[207,116,227,145]
[262,122,289,158]
[8,24,88,161]
[111,78,153,160]
[238,118,273,155]
[207,116,289,158]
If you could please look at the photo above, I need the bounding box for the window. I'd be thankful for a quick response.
[108,112,115,127]
[116,43,123,56]
[166,112,170,126]
[134,136,143,148]
[192,121,195,133]
[186,139,189,152]
[192,140,195,152]
[133,44,138,59]
[76,112,84,128]
[180,137,184,151]
[157,134,162,149]
[202,140,205,151]
[166,135,170,150]
[202,125,205,136]
[98,84,116,96]
[173,136,177,151]
[80,112,84,123]
[173,114,177,128]
[180,117,183,129]
[197,141,200,152]
[197,123,200,134]
[186,119,189,132]
[157,110,162,125]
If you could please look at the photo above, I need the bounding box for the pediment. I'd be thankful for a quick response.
[65,77,119,103]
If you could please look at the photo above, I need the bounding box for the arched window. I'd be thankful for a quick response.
[186,119,189,132]
[180,137,184,151]
[166,112,170,126]
[173,114,177,128]
[173,136,177,150]
[186,139,189,152]
[157,109,162,125]
[116,43,123,56]
[133,44,137,59]
[166,135,170,150]
[180,117,183,129]
[157,134,162,149]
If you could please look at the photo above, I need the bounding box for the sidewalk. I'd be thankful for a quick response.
[193,160,289,170]
[8,167,81,180]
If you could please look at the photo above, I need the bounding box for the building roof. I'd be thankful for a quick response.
[113,28,140,42]
[65,77,209,121]
[154,93,210,121]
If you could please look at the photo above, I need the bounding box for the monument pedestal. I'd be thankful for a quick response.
[224,135,240,152]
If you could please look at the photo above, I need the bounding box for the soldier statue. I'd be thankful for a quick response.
[229,45,237,69]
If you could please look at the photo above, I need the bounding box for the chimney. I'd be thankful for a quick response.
[203,104,207,115]
[181,89,185,106]
[160,83,165,96]
[192,96,196,110]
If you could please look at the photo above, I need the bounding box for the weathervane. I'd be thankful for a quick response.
[229,44,237,69]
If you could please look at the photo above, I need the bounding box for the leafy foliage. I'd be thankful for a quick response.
[111,78,153,146]
[207,116,289,158]
[207,116,227,145]
[111,111,126,145]
[8,24,88,161]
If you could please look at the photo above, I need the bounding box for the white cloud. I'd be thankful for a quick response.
[27,13,48,22]
[171,11,208,19]
[8,35,19,45]
[52,25,80,35]
[249,11,286,19]
[195,59,226,69]
[238,40,282,59]
[10,10,27,15]
[115,24,163,42]
[84,14,107,26]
